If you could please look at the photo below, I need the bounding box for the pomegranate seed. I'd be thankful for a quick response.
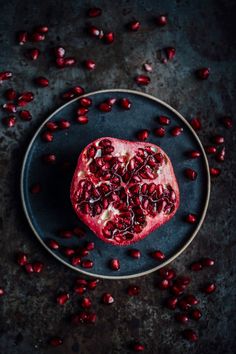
[17,253,28,266]
[137,129,149,141]
[33,262,44,273]
[190,117,202,130]
[213,135,224,145]
[18,92,34,104]
[159,115,170,125]
[56,58,65,68]
[28,48,40,60]
[86,313,97,324]
[216,147,225,162]
[31,32,45,42]
[43,153,56,164]
[71,256,81,266]
[205,146,217,154]
[84,59,96,71]
[30,183,41,194]
[59,230,73,238]
[135,75,150,85]
[201,257,215,267]
[0,71,13,82]
[2,102,17,113]
[49,337,63,347]
[106,97,117,106]
[185,168,197,180]
[35,25,48,34]
[76,116,89,124]
[19,110,32,121]
[58,120,70,129]
[55,46,66,58]
[127,285,140,296]
[132,343,145,352]
[221,116,233,129]
[129,249,141,259]
[81,260,94,268]
[102,293,114,304]
[2,116,16,128]
[210,167,221,177]
[178,298,191,311]
[76,278,88,286]
[165,297,178,310]
[0,288,5,296]
[109,258,120,271]
[158,279,170,290]
[191,309,202,321]
[35,76,49,87]
[165,47,176,60]
[88,25,104,39]
[196,67,210,80]
[158,268,176,280]
[42,131,53,142]
[81,297,92,309]
[202,283,216,294]
[77,107,88,115]
[5,88,17,100]
[25,263,34,273]
[170,126,183,136]
[182,329,198,342]
[143,63,152,72]
[104,31,115,44]
[186,213,197,223]
[175,313,189,324]
[171,285,185,296]
[87,7,102,17]
[187,150,201,159]
[74,285,86,295]
[152,250,165,261]
[17,31,28,45]
[120,98,132,110]
[64,57,76,66]
[57,293,69,305]
[185,294,199,306]
[129,20,141,31]
[79,97,92,107]
[191,262,202,271]
[48,239,60,249]
[154,127,166,137]
[156,15,168,26]
[87,279,99,290]
[63,248,75,257]
[85,242,95,251]
[175,276,191,286]
[99,102,112,112]
[46,121,58,131]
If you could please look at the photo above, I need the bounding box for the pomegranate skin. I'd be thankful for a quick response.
[70,137,179,246]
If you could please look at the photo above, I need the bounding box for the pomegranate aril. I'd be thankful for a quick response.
[170,126,183,136]
[185,213,197,224]
[187,150,201,159]
[175,313,189,324]
[104,31,115,44]
[46,121,58,131]
[71,256,81,266]
[98,102,112,112]
[156,15,168,26]
[135,75,150,85]
[102,292,114,304]
[74,285,86,295]
[56,58,65,68]
[77,107,88,116]
[213,135,224,145]
[154,127,166,137]
[143,63,152,72]
[109,258,120,271]
[175,276,191,286]
[152,250,165,260]
[33,262,44,273]
[0,71,13,82]
[132,342,145,352]
[201,257,215,267]
[221,116,233,129]
[81,297,92,309]
[57,293,69,305]
[191,262,202,271]
[18,91,34,104]
[64,57,76,66]
[81,260,94,268]
[106,97,117,106]
[191,309,202,321]
[42,131,53,142]
[171,285,185,296]
[87,279,99,290]
[35,76,49,87]
[86,313,97,324]
[5,88,17,100]
[158,279,170,290]
[2,102,17,113]
[165,47,176,60]
[85,242,95,251]
[73,226,85,237]
[85,59,96,71]
[205,146,217,154]
[137,129,149,141]
[127,285,140,296]
[166,297,178,310]
[48,239,60,250]
[49,337,63,347]
[87,7,102,17]
[31,32,45,42]
[185,168,197,180]
[178,298,191,311]
[190,117,202,131]
[59,229,73,238]
[28,48,40,60]
[2,116,16,128]
[88,25,104,39]
[79,97,92,107]
[202,283,216,294]
[196,67,210,80]
[19,110,32,121]
[43,153,56,164]
[210,167,221,177]
[35,25,48,34]
[185,294,199,306]
[58,119,70,129]
[120,98,132,110]
[17,31,28,45]
[64,248,75,257]
[55,46,65,58]
[159,115,170,125]
[182,329,198,342]
[216,147,225,162]
[30,183,41,194]
[0,288,5,296]
[128,20,141,31]
[25,263,34,273]
[17,253,28,266]
[158,268,176,280]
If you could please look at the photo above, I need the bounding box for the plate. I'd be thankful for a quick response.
[21,89,210,279]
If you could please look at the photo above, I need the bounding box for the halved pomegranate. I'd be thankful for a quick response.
[70,138,179,246]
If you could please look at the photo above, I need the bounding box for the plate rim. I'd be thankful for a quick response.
[20,88,211,280]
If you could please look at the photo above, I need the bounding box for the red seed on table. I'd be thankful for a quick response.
[17,31,28,45]
[210,167,221,177]
[202,283,216,294]
[175,313,189,324]
[109,258,120,271]
[156,15,168,26]
[102,293,114,304]
[81,297,92,309]
[216,147,225,162]
[76,278,88,287]
[158,279,170,290]
[31,32,45,42]
[88,25,104,39]
[104,31,115,44]
[19,110,32,121]
[170,126,183,136]
[213,135,224,145]
[190,117,202,131]
[152,250,165,260]
[87,7,102,17]
[127,285,140,296]
[48,239,60,250]
[201,258,215,267]
[129,249,141,259]
[55,46,65,58]
[35,77,49,87]
[18,92,34,104]
[135,75,150,85]
[154,127,166,137]
[35,25,48,34]
[186,213,197,223]
[17,253,28,266]
[2,116,16,128]
[81,260,94,268]
[158,268,176,280]
[196,67,210,80]
[191,262,202,271]
[178,299,191,311]
[79,97,92,107]
[87,279,99,290]
[143,63,152,72]
[56,58,65,68]
[187,150,201,159]
[57,293,69,305]
[221,116,233,129]
[74,285,86,295]
[76,116,89,124]
[205,146,217,154]
[184,294,199,306]
[84,59,96,70]
[185,168,197,180]
[30,183,41,194]
[58,120,70,129]
[42,131,53,142]
[2,102,17,113]
[171,285,185,296]
[191,309,202,321]
[128,20,141,31]
[165,297,178,310]
[132,343,145,352]
[0,288,5,296]
[64,57,76,66]
[98,102,112,112]
[182,329,198,342]
[0,71,13,82]
[5,88,17,100]
[25,263,34,273]
[28,48,40,60]
[33,262,44,273]
[137,129,149,141]
[120,98,132,110]
[175,276,191,286]
[165,47,176,60]
[49,337,63,347]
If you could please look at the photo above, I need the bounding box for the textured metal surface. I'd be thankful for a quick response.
[0,0,235,353]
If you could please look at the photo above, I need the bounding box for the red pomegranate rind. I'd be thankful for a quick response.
[70,137,179,246]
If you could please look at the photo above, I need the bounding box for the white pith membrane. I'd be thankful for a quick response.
[71,137,180,246]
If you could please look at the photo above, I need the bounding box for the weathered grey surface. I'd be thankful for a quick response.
[0,0,235,353]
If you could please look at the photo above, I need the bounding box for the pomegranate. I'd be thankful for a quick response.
[70,137,179,246]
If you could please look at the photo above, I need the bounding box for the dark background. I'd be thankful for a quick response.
[0,0,235,353]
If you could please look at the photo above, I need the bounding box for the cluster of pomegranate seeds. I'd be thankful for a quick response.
[16,25,48,46]
[54,45,76,68]
[16,252,44,274]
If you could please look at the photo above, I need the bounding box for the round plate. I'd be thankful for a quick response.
[21,89,210,279]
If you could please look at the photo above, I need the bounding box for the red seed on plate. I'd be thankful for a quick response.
[19,110,32,121]
[213,135,224,145]
[81,260,94,268]
[58,120,70,129]
[85,242,95,251]
[28,48,40,60]
[221,116,233,129]
[79,97,92,107]
[191,308,202,321]
[77,107,88,116]
[17,31,28,45]
[81,297,92,309]
[106,97,117,106]
[135,75,150,85]
[186,213,197,223]
[210,167,221,177]
[5,88,17,100]
[127,285,140,296]
[98,102,112,112]
[76,116,89,124]
[59,229,73,238]
[49,337,63,347]
[190,117,202,131]
[87,7,102,17]
[64,248,75,257]
[170,126,183,136]
[185,168,197,180]
[156,15,168,26]
[154,127,165,137]
[104,31,115,44]
[33,262,44,273]
[137,129,149,141]
[190,262,202,271]
[35,76,49,87]
[202,283,216,294]
[102,293,114,304]
[120,98,131,110]
[129,249,141,259]
[165,47,176,60]
[2,116,16,128]
[201,257,215,267]
[57,293,69,305]
[205,146,217,154]
[128,20,141,31]
[196,67,210,80]
[182,329,198,342]
[84,59,96,70]
[17,253,28,266]
[30,183,41,194]
[42,131,53,142]
[159,115,170,125]
[152,250,165,261]
[187,150,201,159]
[48,239,60,250]
[109,258,120,271]
[71,256,81,266]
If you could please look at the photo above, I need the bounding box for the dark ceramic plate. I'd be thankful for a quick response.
[21,89,210,279]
